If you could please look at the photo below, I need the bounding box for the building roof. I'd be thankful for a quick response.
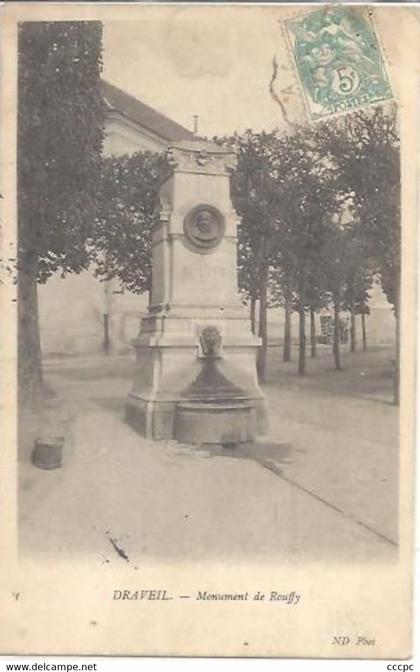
[101,80,195,143]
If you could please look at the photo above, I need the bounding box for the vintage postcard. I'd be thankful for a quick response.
[0,1,418,659]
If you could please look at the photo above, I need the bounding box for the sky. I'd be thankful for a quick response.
[102,5,305,138]
[102,5,401,138]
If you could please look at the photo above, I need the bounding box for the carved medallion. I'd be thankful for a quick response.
[183,205,225,252]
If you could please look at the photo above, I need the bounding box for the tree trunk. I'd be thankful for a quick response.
[283,281,292,362]
[298,282,306,376]
[310,307,316,358]
[361,312,367,351]
[257,267,268,383]
[103,313,110,354]
[250,296,256,335]
[350,293,356,353]
[18,254,43,409]
[103,279,112,354]
[333,295,341,371]
[394,300,400,406]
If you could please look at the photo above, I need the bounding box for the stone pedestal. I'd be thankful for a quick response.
[126,139,267,440]
[174,402,256,445]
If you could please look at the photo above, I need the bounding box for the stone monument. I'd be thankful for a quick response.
[126,139,266,442]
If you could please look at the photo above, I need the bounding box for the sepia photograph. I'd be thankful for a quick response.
[0,1,417,659]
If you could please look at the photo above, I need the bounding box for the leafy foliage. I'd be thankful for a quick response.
[18,21,106,281]
[216,108,399,377]
[217,131,282,302]
[319,105,400,310]
[221,126,341,305]
[92,151,163,294]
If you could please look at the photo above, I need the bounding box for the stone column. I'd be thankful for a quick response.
[126,139,267,440]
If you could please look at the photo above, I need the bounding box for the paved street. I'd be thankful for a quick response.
[19,346,398,564]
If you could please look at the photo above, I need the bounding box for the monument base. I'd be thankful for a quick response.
[125,396,177,440]
[174,401,256,445]
[125,312,267,441]
[126,382,267,441]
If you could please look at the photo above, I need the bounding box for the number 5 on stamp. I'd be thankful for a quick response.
[284,7,393,121]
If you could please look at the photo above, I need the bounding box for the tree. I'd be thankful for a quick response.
[321,106,400,399]
[305,271,327,359]
[343,258,374,353]
[219,108,397,386]
[18,21,105,406]
[360,305,370,352]
[229,126,340,378]
[270,126,340,375]
[236,222,261,335]
[318,224,354,371]
[92,151,163,295]
[228,130,285,382]
[269,266,295,362]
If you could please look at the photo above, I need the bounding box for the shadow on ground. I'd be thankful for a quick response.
[91,395,293,474]
[91,396,126,416]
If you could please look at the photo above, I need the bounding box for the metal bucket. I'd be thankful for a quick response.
[31,436,64,470]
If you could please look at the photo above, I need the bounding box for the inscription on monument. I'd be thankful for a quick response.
[181,264,228,282]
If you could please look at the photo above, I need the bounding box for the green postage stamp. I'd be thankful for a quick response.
[285,7,393,121]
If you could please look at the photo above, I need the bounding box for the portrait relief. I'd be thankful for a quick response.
[183,205,225,251]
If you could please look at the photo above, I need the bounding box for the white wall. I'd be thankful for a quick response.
[39,273,148,357]
[39,113,159,358]
[104,113,167,155]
